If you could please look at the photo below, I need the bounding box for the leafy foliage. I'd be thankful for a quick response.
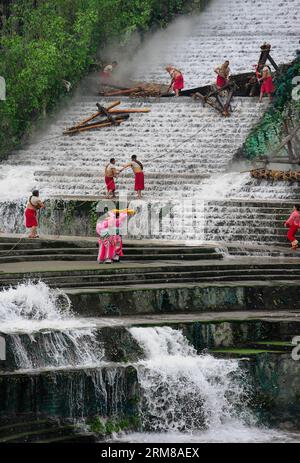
[244,53,300,160]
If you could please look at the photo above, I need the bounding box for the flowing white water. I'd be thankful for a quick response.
[0,281,72,324]
[122,326,300,443]
[0,282,104,371]
[129,326,253,432]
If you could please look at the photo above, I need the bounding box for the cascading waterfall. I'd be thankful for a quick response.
[7,329,105,371]
[0,282,133,420]
[0,282,104,371]
[129,326,253,433]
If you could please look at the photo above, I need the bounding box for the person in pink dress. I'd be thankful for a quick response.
[166,66,184,97]
[259,65,275,102]
[284,205,300,250]
[96,209,135,263]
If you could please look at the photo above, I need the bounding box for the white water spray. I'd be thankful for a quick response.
[0,282,104,371]
[129,326,253,432]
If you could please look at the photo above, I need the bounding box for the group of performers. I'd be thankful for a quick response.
[23,56,277,250]
[164,59,274,100]
[214,59,275,100]
[104,155,144,199]
[24,189,300,255]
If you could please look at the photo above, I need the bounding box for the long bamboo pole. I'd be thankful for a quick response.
[102,87,141,97]
[63,120,125,135]
[108,108,150,114]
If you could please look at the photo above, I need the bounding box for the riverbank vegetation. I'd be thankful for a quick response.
[243,53,300,160]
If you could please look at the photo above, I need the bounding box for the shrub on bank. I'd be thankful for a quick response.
[243,53,300,160]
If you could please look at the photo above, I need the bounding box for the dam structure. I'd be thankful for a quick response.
[0,0,300,443]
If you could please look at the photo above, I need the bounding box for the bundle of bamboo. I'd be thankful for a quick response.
[99,82,168,98]
[63,101,150,135]
[251,168,300,182]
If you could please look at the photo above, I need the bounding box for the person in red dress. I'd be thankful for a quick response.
[24,190,44,239]
[119,155,144,199]
[166,66,184,97]
[100,61,118,83]
[104,158,118,198]
[214,61,231,89]
[284,205,300,250]
[258,65,275,102]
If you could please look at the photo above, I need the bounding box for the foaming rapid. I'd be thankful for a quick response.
[129,327,253,432]
[121,326,300,443]
[0,165,36,201]
[0,281,73,332]
[0,282,105,371]
[116,427,300,443]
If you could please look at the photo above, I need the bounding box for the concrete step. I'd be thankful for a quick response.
[0,245,220,256]
[27,274,300,289]
[0,252,221,264]
[0,419,52,439]
[0,424,75,443]
[1,265,300,289]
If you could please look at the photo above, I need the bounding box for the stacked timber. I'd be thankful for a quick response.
[251,168,300,182]
[63,101,150,135]
[99,82,169,98]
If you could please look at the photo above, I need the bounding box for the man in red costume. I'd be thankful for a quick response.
[120,155,144,199]
[104,158,118,198]
[258,65,275,102]
[214,61,231,89]
[284,204,300,250]
[166,66,184,97]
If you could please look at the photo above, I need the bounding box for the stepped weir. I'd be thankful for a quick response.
[0,0,300,444]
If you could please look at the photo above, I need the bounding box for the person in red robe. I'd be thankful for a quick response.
[119,155,144,199]
[284,205,300,250]
[214,61,231,89]
[24,190,44,239]
[104,158,118,198]
[166,66,184,97]
[100,61,118,83]
[259,66,275,102]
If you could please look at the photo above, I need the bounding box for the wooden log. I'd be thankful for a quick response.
[65,114,129,134]
[268,123,300,159]
[223,88,235,116]
[207,81,236,99]
[107,108,151,114]
[99,82,130,90]
[73,101,121,129]
[96,102,118,124]
[215,93,225,112]
[194,92,224,115]
[267,54,279,71]
[63,120,125,135]
[106,100,121,111]
[102,87,142,97]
